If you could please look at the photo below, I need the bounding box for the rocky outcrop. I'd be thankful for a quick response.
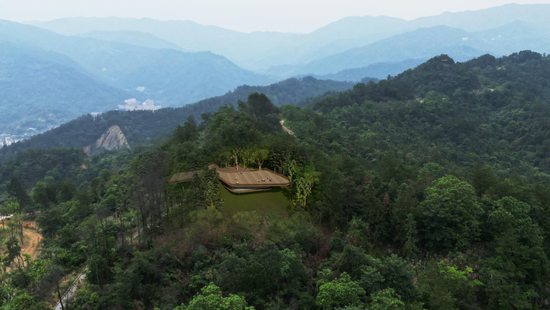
[83,125,130,156]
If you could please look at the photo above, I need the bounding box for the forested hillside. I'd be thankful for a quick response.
[1,51,550,310]
[0,77,353,161]
[290,52,550,182]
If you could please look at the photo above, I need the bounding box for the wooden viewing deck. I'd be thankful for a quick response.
[168,165,291,192]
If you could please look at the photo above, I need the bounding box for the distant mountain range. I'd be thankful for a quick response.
[30,3,550,72]
[276,26,486,76]
[275,22,550,76]
[0,19,274,103]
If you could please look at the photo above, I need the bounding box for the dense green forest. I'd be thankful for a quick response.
[1,51,550,310]
[0,77,353,161]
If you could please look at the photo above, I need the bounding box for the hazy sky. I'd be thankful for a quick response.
[1,0,550,33]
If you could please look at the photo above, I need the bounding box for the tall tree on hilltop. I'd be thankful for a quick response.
[239,93,278,119]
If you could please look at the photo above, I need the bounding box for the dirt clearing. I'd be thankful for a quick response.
[2,221,43,271]
[21,223,43,261]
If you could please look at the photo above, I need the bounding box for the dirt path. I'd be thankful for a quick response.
[280,120,295,136]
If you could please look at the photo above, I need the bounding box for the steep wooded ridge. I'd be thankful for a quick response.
[2,51,550,310]
[0,77,353,160]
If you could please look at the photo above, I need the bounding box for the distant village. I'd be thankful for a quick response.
[118,99,162,111]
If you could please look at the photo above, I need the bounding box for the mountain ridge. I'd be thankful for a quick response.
[272,22,550,76]
[78,30,186,51]
[29,4,550,71]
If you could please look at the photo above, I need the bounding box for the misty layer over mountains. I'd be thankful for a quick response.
[1,3,550,142]
[31,3,550,72]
